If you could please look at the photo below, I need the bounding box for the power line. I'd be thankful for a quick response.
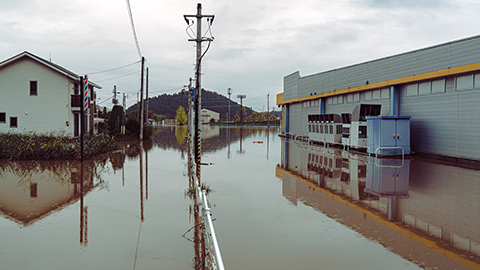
[99,95,115,104]
[96,71,140,83]
[126,0,142,58]
[88,60,141,75]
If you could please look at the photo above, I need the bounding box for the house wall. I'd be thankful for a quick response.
[0,58,75,135]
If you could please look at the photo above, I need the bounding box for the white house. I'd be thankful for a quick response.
[0,51,101,136]
[200,108,220,124]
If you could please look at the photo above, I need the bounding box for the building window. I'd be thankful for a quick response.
[364,91,373,101]
[30,81,38,96]
[406,84,418,96]
[380,88,390,99]
[474,74,480,89]
[431,79,446,93]
[10,117,18,128]
[74,83,80,95]
[456,75,473,91]
[0,112,5,123]
[418,82,431,95]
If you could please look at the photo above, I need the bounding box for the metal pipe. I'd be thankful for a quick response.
[201,190,225,270]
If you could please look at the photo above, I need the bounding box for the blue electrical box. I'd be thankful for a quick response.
[366,115,411,155]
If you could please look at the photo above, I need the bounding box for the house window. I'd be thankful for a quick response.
[10,117,18,128]
[30,183,38,198]
[30,81,38,96]
[0,112,5,123]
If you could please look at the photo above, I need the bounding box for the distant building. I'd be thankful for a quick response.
[201,108,220,124]
[277,35,480,161]
[0,51,101,136]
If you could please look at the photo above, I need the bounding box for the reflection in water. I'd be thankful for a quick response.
[184,134,207,269]
[153,125,278,154]
[278,138,480,269]
[176,125,188,146]
[79,161,88,246]
[0,160,104,227]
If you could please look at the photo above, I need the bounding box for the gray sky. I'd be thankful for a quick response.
[1,0,479,111]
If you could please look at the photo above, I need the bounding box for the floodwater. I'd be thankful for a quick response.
[0,126,479,270]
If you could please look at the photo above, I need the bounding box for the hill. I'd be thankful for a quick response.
[127,89,255,119]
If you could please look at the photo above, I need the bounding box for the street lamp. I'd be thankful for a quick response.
[237,94,246,125]
[227,88,232,124]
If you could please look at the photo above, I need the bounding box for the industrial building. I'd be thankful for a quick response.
[277,35,480,162]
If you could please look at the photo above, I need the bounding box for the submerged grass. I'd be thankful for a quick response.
[0,132,119,160]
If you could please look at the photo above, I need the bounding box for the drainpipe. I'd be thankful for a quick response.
[390,85,399,116]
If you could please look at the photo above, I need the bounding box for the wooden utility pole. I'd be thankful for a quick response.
[145,67,149,125]
[267,93,270,127]
[139,57,145,140]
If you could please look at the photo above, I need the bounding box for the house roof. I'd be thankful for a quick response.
[0,51,102,89]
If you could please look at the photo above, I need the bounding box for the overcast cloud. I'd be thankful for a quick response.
[1,0,480,111]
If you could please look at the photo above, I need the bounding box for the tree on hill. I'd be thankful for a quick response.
[258,112,265,122]
[126,89,255,119]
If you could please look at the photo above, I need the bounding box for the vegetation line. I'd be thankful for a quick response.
[0,132,119,160]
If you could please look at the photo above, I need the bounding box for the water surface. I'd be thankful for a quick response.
[0,126,479,269]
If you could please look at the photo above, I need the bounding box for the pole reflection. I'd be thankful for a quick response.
[79,161,88,246]
[186,134,207,270]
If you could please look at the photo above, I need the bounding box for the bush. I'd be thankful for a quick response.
[0,132,119,160]
[125,118,153,140]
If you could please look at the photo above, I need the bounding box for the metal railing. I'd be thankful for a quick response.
[200,189,225,270]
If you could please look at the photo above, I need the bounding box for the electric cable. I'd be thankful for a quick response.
[88,60,141,75]
[96,71,140,83]
[126,0,142,59]
[186,21,196,39]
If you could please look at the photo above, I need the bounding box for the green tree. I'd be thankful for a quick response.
[175,106,188,125]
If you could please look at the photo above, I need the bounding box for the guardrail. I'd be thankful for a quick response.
[200,189,225,270]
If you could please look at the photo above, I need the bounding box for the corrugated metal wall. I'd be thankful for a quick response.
[400,75,480,160]
[293,35,480,98]
[283,35,480,160]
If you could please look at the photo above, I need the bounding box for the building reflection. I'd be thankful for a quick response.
[0,160,103,227]
[278,138,480,269]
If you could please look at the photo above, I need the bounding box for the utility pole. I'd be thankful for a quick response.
[80,76,85,161]
[237,94,246,125]
[113,85,118,105]
[122,93,126,135]
[145,67,149,126]
[184,4,215,167]
[139,56,145,140]
[227,88,232,124]
[267,93,270,127]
